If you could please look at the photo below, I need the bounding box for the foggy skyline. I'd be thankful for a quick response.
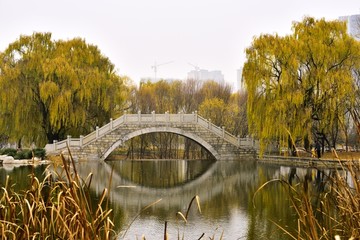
[0,0,359,89]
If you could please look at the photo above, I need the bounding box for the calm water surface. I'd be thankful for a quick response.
[0,159,325,239]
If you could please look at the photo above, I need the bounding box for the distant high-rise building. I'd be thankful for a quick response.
[187,69,224,83]
[339,13,360,40]
[237,67,245,92]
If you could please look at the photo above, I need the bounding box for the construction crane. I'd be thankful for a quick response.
[151,61,173,82]
[188,62,200,80]
[188,62,200,72]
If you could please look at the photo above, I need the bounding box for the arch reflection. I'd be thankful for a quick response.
[111,159,216,188]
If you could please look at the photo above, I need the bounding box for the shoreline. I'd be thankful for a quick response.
[1,154,357,169]
[258,155,358,168]
[0,158,50,166]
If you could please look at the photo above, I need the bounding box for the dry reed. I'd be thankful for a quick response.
[0,154,114,240]
[255,160,360,240]
[0,150,220,240]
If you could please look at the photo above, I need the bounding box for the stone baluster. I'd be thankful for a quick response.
[152,111,155,122]
[110,118,113,130]
[222,126,225,138]
[165,111,169,123]
[53,140,58,151]
[96,126,99,138]
[138,110,141,123]
[67,135,71,146]
[80,135,84,147]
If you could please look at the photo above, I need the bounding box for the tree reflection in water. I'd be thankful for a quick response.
[0,160,341,239]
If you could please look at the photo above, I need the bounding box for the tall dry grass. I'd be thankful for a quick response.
[0,154,114,239]
[256,160,360,240]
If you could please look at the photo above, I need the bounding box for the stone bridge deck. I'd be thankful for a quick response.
[45,112,258,161]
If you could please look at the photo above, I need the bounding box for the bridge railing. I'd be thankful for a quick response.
[45,112,257,152]
[121,112,194,123]
[83,132,96,145]
[112,115,125,127]
[195,114,240,146]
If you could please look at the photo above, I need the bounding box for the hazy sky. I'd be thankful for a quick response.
[0,0,359,89]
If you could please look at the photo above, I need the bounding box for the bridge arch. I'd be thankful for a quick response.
[101,126,220,160]
[45,113,257,161]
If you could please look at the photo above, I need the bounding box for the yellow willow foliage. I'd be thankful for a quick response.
[0,32,129,144]
[243,17,360,154]
[39,81,60,102]
[199,97,229,128]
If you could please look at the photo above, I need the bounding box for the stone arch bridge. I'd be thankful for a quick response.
[45,112,258,161]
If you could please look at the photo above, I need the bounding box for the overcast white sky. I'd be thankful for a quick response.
[0,0,359,89]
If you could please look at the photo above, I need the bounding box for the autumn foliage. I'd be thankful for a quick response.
[243,17,360,154]
[0,32,129,146]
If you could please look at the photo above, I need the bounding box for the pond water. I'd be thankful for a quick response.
[0,159,330,239]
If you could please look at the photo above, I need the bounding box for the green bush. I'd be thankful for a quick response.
[0,148,46,159]
[33,148,46,159]
[0,148,17,157]
[14,149,32,160]
[14,151,24,160]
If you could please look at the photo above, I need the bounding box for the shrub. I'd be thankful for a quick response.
[14,149,32,159]
[0,148,17,156]
[0,148,46,159]
[33,148,46,159]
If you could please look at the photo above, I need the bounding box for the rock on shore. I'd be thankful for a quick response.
[0,155,46,164]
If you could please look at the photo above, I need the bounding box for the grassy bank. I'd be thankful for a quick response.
[321,151,360,160]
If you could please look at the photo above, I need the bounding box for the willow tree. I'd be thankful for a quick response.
[0,32,128,145]
[198,96,244,135]
[243,17,360,154]
[199,97,227,127]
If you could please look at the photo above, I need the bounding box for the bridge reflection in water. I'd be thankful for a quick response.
[74,159,297,240]
[1,160,324,239]
[74,159,253,239]
[111,160,216,188]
